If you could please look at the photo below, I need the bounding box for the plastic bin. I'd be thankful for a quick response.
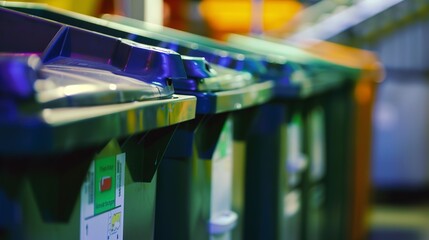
[1,4,276,240]
[0,8,197,240]
[3,3,383,240]
[105,14,370,240]
[227,34,382,240]
[53,8,366,240]
[5,7,304,240]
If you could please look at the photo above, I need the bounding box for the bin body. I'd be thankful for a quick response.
[156,114,232,240]
[0,6,274,240]
[0,8,197,240]
[0,5,382,240]
[97,15,323,240]
[236,98,330,240]
[226,34,374,240]
[1,141,154,240]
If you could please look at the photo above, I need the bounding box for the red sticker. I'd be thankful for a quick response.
[100,176,112,192]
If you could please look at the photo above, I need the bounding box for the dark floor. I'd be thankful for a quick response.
[368,204,429,240]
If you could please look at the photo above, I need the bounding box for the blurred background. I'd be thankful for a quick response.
[4,0,429,239]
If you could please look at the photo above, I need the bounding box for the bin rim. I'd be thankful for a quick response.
[0,94,197,156]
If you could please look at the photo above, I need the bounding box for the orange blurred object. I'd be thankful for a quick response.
[297,40,384,81]
[301,40,382,240]
[306,40,382,240]
[199,0,302,38]
[9,0,103,15]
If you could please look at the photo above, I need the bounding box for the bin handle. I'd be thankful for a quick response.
[208,210,238,235]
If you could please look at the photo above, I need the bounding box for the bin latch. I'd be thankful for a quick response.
[208,210,238,235]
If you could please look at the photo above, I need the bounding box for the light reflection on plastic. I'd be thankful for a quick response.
[284,191,300,217]
[109,84,117,90]
[63,84,98,96]
[27,54,41,70]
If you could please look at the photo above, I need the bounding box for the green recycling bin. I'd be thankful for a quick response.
[0,4,276,240]
[94,14,312,240]
[0,8,197,240]
[104,14,360,240]
[3,3,382,240]
[227,34,379,240]
[89,9,356,239]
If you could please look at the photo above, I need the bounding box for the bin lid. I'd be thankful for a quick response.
[0,7,189,107]
[100,15,353,97]
[0,8,198,155]
[2,2,378,99]
[292,39,383,83]
[1,2,335,98]
[0,2,267,85]
[112,16,381,92]
[178,56,254,92]
[0,4,274,114]
[227,34,375,80]
[170,54,272,114]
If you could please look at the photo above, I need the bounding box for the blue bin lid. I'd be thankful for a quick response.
[0,5,275,116]
[107,16,349,98]
[2,3,358,98]
[0,8,187,108]
[0,3,268,85]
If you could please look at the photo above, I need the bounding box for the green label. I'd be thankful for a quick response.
[217,119,232,159]
[94,156,116,215]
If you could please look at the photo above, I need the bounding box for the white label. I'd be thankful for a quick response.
[286,114,306,186]
[80,153,126,240]
[210,119,234,239]
[283,190,301,217]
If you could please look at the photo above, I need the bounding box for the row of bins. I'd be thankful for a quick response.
[0,3,382,240]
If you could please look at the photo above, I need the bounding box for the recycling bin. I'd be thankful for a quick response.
[227,34,382,240]
[86,13,320,240]
[0,5,278,239]
[2,3,382,240]
[105,14,364,240]
[0,4,276,240]
[0,8,197,240]
[281,40,382,240]
[226,38,351,240]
